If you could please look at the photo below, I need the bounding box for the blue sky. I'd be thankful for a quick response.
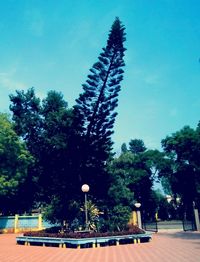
[0,0,200,153]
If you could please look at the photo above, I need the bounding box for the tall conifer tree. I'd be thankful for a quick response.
[74,17,126,195]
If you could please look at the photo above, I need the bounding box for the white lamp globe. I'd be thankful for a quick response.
[81,184,90,193]
[134,202,141,208]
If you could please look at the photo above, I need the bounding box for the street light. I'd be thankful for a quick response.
[134,202,141,209]
[81,184,90,230]
[134,202,142,228]
[166,195,172,203]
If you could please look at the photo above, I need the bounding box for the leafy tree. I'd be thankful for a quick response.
[161,125,200,211]
[0,113,34,214]
[121,142,128,154]
[107,150,154,223]
[143,149,172,181]
[107,204,132,231]
[9,87,41,152]
[107,141,171,222]
[37,91,76,201]
[80,200,102,231]
[161,176,173,195]
[129,139,146,155]
[151,189,173,220]
[9,89,80,221]
[108,153,134,206]
[74,17,126,199]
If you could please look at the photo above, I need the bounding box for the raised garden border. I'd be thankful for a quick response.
[16,233,152,249]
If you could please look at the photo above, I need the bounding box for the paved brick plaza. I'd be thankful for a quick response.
[0,231,200,262]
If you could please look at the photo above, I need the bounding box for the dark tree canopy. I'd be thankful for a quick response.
[129,139,147,155]
[9,89,75,206]
[161,125,200,210]
[75,17,125,150]
[9,87,41,146]
[0,113,34,214]
[121,143,128,153]
[73,17,126,198]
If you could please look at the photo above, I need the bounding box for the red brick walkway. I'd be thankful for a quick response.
[0,231,200,262]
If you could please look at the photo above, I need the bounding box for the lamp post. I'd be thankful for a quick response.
[134,202,142,228]
[193,201,200,231]
[166,195,172,203]
[81,184,90,230]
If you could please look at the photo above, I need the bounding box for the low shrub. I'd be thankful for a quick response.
[24,225,145,239]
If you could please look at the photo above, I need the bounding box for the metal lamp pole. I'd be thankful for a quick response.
[134,202,142,228]
[81,184,90,230]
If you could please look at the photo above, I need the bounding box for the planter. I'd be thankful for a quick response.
[16,233,151,248]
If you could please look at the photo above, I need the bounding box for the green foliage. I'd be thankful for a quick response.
[43,198,81,225]
[108,152,135,205]
[73,17,126,199]
[129,139,146,154]
[80,200,102,231]
[9,88,81,212]
[107,141,171,221]
[37,91,77,200]
[161,125,200,209]
[107,204,131,231]
[0,113,34,214]
[70,218,81,231]
[9,87,41,145]
[121,143,128,153]
[161,176,173,195]
[142,149,172,181]
[113,150,153,204]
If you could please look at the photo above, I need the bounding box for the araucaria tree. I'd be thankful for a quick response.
[74,17,126,198]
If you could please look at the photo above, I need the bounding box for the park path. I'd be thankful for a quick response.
[0,231,200,262]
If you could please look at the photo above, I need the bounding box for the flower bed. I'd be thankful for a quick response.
[24,225,145,239]
[17,226,151,248]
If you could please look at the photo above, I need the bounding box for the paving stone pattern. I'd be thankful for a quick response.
[0,231,200,262]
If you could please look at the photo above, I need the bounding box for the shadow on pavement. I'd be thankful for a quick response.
[158,231,200,240]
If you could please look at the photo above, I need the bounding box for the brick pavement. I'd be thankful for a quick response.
[0,231,200,262]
